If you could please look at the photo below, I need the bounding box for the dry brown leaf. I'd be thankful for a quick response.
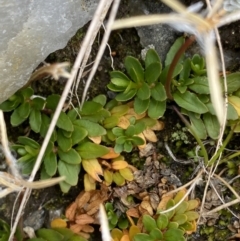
[117,116,130,129]
[81,225,94,233]
[89,191,100,202]
[70,223,83,233]
[101,147,120,159]
[75,214,95,225]
[140,200,153,216]
[86,200,102,215]
[65,202,77,221]
[88,136,101,144]
[126,208,140,218]
[157,194,174,211]
[143,128,158,142]
[76,191,91,209]
[151,120,164,131]
[125,108,146,120]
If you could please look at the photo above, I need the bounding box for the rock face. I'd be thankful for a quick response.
[0,0,98,103]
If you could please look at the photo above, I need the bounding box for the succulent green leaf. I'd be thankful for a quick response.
[67,109,78,122]
[145,49,161,68]
[17,136,40,149]
[177,85,187,93]
[11,102,31,126]
[0,98,21,112]
[151,82,167,101]
[136,118,156,128]
[134,121,146,134]
[163,228,185,241]
[56,112,73,132]
[71,125,88,145]
[25,145,39,156]
[227,103,239,120]
[111,78,130,88]
[116,136,127,145]
[172,214,188,225]
[110,70,132,82]
[184,211,199,221]
[131,136,145,146]
[68,234,88,241]
[142,215,157,232]
[29,109,42,133]
[76,142,109,159]
[175,201,188,214]
[57,130,72,152]
[160,63,183,85]
[179,58,191,80]
[165,36,185,66]
[58,161,80,186]
[180,221,195,231]
[192,54,205,69]
[80,101,103,115]
[118,216,129,229]
[188,111,207,139]
[149,228,163,240]
[188,76,210,94]
[52,228,74,240]
[112,127,124,137]
[61,130,72,138]
[124,141,133,152]
[74,119,106,137]
[125,125,135,137]
[203,113,220,139]
[103,116,119,129]
[113,171,125,185]
[59,181,72,193]
[148,99,166,119]
[137,82,151,100]
[116,89,137,102]
[134,97,149,115]
[173,91,208,114]
[20,88,34,99]
[92,94,107,106]
[18,157,35,175]
[40,114,50,137]
[107,83,125,92]
[145,62,162,84]
[114,143,123,153]
[124,56,144,83]
[58,148,81,164]
[45,94,60,110]
[31,97,45,110]
[36,229,64,241]
[156,214,168,230]
[224,72,240,93]
[43,151,57,176]
[134,234,152,241]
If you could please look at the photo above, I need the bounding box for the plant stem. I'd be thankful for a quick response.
[219,151,240,164]
[172,105,209,163]
[165,35,196,100]
[208,124,237,166]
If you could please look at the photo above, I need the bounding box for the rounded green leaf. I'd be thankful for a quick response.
[116,136,127,145]
[46,94,60,110]
[112,127,124,136]
[224,72,240,93]
[137,82,151,100]
[134,97,149,115]
[67,109,78,122]
[111,78,130,87]
[185,211,199,221]
[57,130,72,152]
[148,99,166,119]
[124,56,144,83]
[56,112,73,132]
[131,136,144,146]
[58,148,81,164]
[142,215,157,232]
[114,143,123,153]
[188,76,210,94]
[151,82,167,101]
[179,58,191,80]
[116,89,137,102]
[58,161,80,186]
[92,94,107,106]
[107,83,125,92]
[145,62,162,84]
[43,151,57,176]
[145,49,161,68]
[71,125,88,145]
[156,214,169,230]
[173,91,208,114]
[20,87,34,99]
[59,180,72,193]
[125,125,135,137]
[80,101,103,115]
[163,228,185,241]
[29,109,42,133]
[149,228,163,240]
[17,136,40,149]
[124,141,133,152]
[172,214,187,225]
[134,233,152,241]
[103,116,119,129]
[175,201,188,214]
[36,229,64,241]
[118,216,129,229]
[31,97,45,110]
[76,142,109,159]
[203,113,220,140]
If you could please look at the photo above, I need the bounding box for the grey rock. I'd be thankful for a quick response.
[0,0,98,103]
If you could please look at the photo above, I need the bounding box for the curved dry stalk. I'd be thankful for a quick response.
[8,1,113,240]
[81,0,120,106]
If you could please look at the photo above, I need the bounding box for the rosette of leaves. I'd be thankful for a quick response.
[105,203,129,230]
[0,87,45,132]
[27,228,87,241]
[107,49,167,119]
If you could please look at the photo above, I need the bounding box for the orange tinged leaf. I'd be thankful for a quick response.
[111,228,123,241]
[117,116,130,129]
[50,218,67,228]
[101,147,120,159]
[70,223,82,233]
[136,133,146,149]
[88,136,101,144]
[84,174,96,191]
[111,160,129,170]
[76,191,91,209]
[82,159,103,182]
[174,188,187,203]
[151,120,164,131]
[81,225,94,233]
[126,208,140,218]
[140,200,153,216]
[103,169,113,185]
[157,194,174,211]
[75,214,95,225]
[121,234,130,241]
[143,128,158,142]
[129,225,141,241]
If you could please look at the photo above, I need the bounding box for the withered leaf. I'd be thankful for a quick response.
[75,214,95,225]
[65,202,77,221]
[81,225,94,233]
[70,223,83,233]
[126,208,140,218]
[76,191,91,209]
[140,200,153,216]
